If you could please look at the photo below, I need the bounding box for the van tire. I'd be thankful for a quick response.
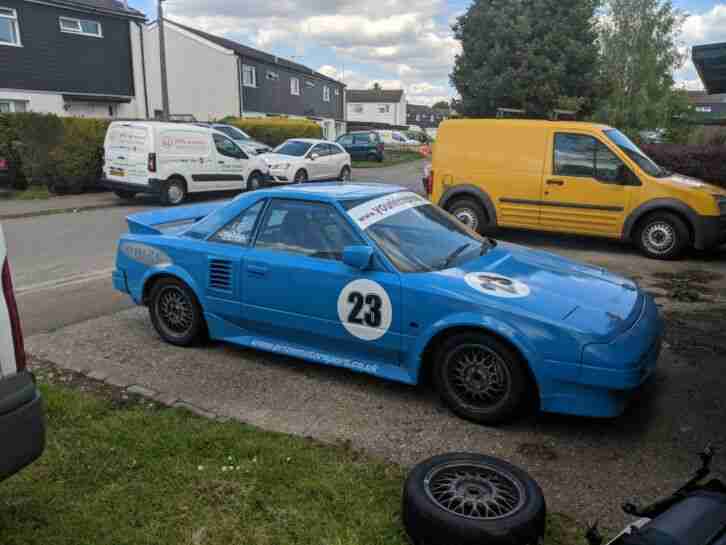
[161,177,187,206]
[367,153,380,162]
[634,211,690,260]
[447,198,488,233]
[114,190,136,200]
[247,171,263,191]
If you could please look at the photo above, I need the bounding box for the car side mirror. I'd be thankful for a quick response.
[310,153,320,161]
[343,245,374,270]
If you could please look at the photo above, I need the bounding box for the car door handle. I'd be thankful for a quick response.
[546,179,565,186]
[247,264,268,277]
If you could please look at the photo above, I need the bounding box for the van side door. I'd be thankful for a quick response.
[542,131,633,237]
[210,133,248,191]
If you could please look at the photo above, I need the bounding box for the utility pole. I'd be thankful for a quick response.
[158,0,170,120]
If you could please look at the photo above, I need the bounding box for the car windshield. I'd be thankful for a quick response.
[274,141,313,157]
[603,129,668,177]
[343,193,492,273]
[214,125,251,141]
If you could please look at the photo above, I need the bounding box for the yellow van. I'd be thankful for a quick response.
[427,119,726,259]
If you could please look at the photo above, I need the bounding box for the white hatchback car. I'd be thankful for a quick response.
[0,224,45,481]
[261,139,352,184]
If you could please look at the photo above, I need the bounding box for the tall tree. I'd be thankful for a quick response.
[450,0,600,117]
[596,0,688,134]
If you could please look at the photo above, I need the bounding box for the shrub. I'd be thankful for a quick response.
[641,143,726,188]
[48,118,110,193]
[688,126,726,147]
[0,114,26,189]
[220,116,322,147]
[3,112,64,185]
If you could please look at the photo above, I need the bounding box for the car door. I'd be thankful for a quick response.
[322,143,342,178]
[242,198,402,368]
[306,144,328,180]
[541,132,632,237]
[337,135,354,158]
[210,133,248,191]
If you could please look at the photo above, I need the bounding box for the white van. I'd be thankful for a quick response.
[102,122,271,205]
[374,129,420,150]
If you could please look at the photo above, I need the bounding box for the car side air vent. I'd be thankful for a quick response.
[209,259,233,291]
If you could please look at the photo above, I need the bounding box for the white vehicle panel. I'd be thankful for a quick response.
[105,124,151,186]
[0,225,16,377]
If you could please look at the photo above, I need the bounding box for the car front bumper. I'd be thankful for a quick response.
[0,371,46,481]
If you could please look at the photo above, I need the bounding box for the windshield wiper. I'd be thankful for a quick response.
[481,238,496,255]
[441,243,472,269]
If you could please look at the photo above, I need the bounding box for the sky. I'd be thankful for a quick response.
[127,0,726,106]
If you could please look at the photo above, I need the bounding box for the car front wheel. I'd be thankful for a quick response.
[434,333,529,425]
[148,278,205,346]
[294,169,308,183]
[339,166,351,181]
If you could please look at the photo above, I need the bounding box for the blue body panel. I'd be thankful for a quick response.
[112,183,663,418]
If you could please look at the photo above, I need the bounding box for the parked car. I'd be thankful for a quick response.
[375,130,421,150]
[111,184,662,425]
[260,139,351,183]
[429,119,726,259]
[0,224,45,481]
[195,123,272,155]
[336,131,385,162]
[101,121,271,205]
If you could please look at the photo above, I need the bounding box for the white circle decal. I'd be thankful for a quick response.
[337,279,392,341]
[464,272,531,298]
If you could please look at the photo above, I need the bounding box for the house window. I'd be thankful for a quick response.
[242,65,257,87]
[305,80,315,88]
[290,77,300,96]
[59,16,102,37]
[0,7,21,46]
[0,99,27,113]
[323,86,330,102]
[266,70,279,81]
[378,104,390,113]
[353,105,363,113]
[334,89,340,96]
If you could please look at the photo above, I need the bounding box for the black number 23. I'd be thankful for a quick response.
[347,292,382,328]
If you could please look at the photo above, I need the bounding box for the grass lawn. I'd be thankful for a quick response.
[0,377,583,545]
[6,185,52,200]
[352,151,424,169]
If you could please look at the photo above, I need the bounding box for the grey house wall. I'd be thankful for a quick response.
[239,56,344,120]
[0,0,134,96]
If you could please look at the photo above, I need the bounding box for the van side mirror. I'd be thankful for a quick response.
[342,246,373,270]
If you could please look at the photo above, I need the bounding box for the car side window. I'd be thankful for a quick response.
[310,144,327,158]
[325,143,340,155]
[338,135,353,146]
[554,133,596,178]
[595,142,626,183]
[255,199,361,261]
[214,133,247,159]
[210,200,265,245]
[353,135,369,145]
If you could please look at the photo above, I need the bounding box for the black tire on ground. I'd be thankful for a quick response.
[339,165,351,181]
[160,177,187,206]
[294,169,308,183]
[247,171,263,191]
[114,190,137,200]
[634,211,690,260]
[366,153,379,162]
[434,332,530,425]
[148,277,205,347]
[446,197,488,234]
[402,453,546,545]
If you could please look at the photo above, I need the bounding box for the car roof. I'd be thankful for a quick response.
[253,182,405,202]
[285,138,329,144]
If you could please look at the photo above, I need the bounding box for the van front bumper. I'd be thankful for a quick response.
[695,214,726,250]
[100,178,162,195]
[0,371,45,481]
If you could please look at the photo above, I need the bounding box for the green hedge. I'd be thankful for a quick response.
[0,113,109,193]
[221,116,322,147]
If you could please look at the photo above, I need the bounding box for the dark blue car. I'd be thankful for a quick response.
[112,183,662,424]
[336,132,384,162]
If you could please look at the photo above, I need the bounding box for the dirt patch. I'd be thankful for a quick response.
[664,310,726,359]
[651,270,724,303]
[517,442,558,461]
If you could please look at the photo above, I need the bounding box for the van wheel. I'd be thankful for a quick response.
[434,333,529,425]
[247,172,263,191]
[367,153,380,162]
[114,190,136,200]
[447,198,488,233]
[635,211,690,260]
[161,178,187,206]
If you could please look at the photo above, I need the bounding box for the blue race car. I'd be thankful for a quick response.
[112,183,663,425]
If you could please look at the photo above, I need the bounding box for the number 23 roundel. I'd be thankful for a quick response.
[337,279,393,341]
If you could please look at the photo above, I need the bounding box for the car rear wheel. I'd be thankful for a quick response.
[161,178,187,206]
[114,190,136,200]
[635,211,690,260]
[339,166,351,181]
[294,169,308,183]
[402,453,546,545]
[148,278,205,347]
[434,333,529,425]
[446,198,488,234]
[366,153,380,162]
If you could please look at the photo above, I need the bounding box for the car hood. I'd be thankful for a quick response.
[258,153,301,165]
[425,242,642,340]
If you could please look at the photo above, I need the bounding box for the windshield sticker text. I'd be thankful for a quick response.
[348,192,428,230]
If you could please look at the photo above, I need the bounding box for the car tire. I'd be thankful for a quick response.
[247,171,263,191]
[635,211,690,260]
[367,153,379,162]
[114,190,136,200]
[446,198,489,234]
[294,169,308,183]
[433,333,530,425]
[148,277,205,347]
[161,177,187,206]
[339,166,351,181]
[402,453,546,545]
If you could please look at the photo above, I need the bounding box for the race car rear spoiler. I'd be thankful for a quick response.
[126,202,225,235]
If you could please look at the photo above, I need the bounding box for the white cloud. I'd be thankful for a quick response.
[675,4,726,89]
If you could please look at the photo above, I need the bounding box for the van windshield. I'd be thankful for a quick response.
[214,125,251,141]
[274,141,313,157]
[603,129,669,177]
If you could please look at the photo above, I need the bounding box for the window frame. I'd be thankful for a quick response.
[59,16,102,38]
[213,133,248,160]
[290,77,300,96]
[553,132,631,185]
[242,64,257,88]
[0,99,27,113]
[323,86,330,102]
[0,6,22,47]
[378,104,390,113]
[209,199,267,246]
